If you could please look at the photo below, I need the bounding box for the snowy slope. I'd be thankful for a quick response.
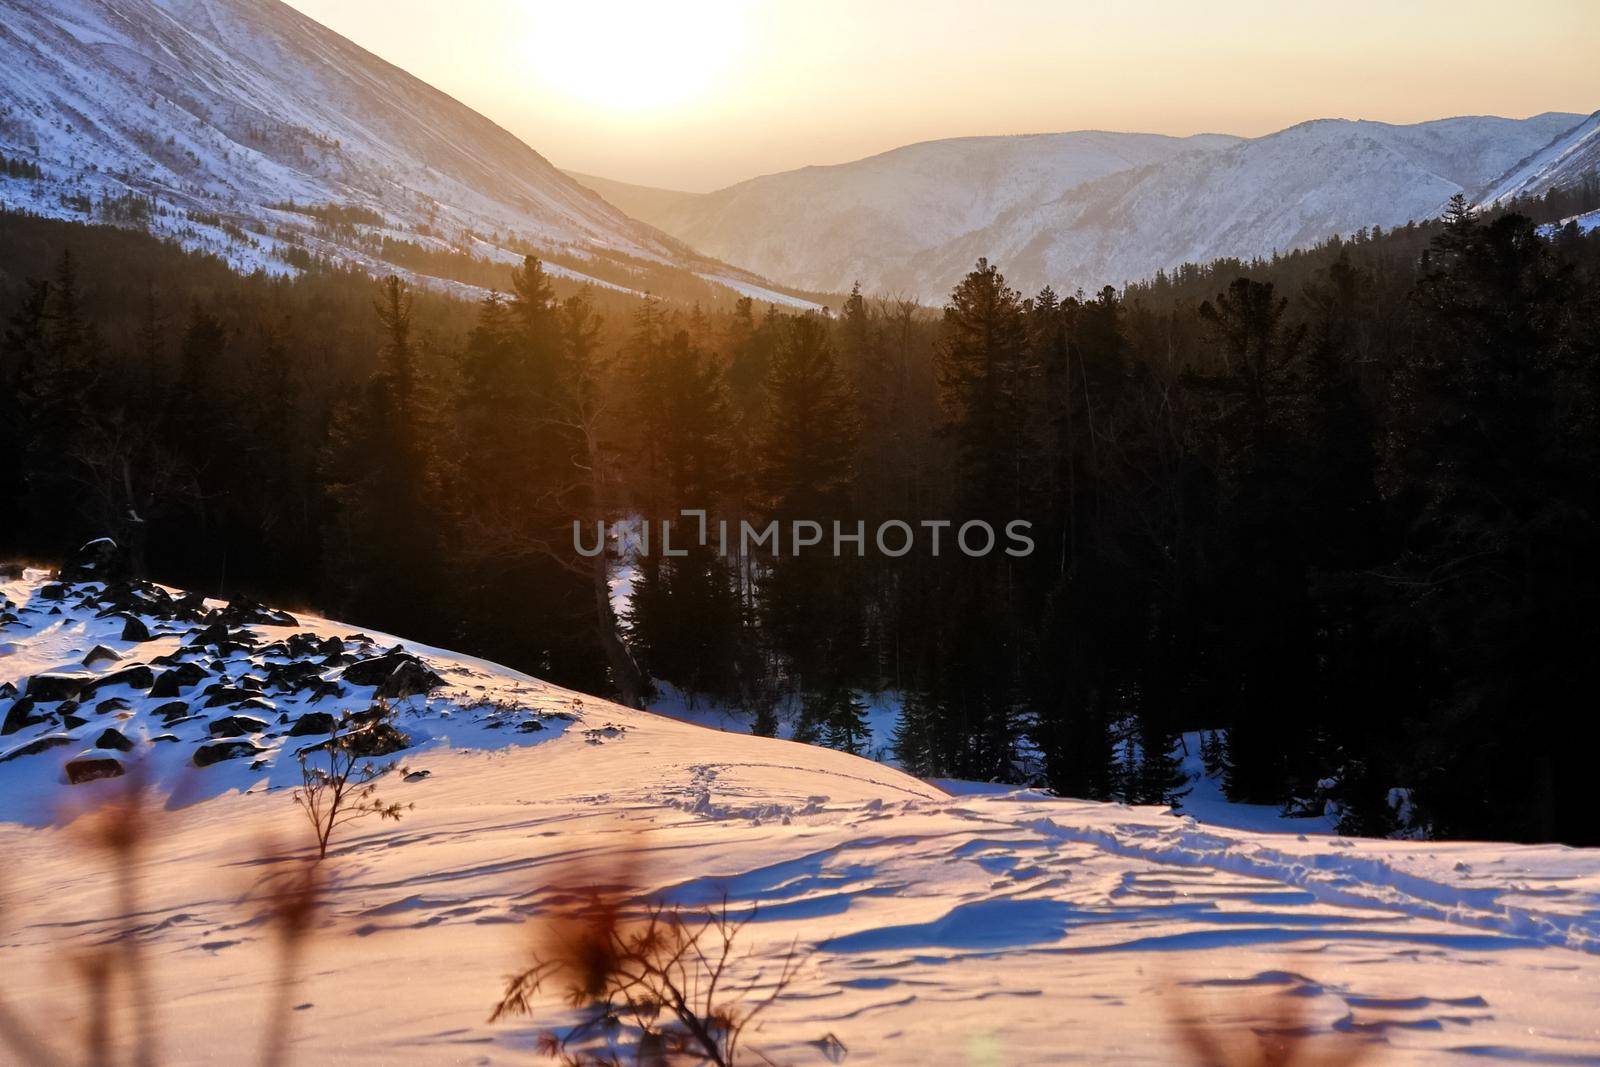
[591,114,1583,301]
[3,569,1600,1064]
[578,130,1241,299]
[1481,110,1600,203]
[0,0,801,302]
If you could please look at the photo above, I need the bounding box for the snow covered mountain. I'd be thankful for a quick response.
[573,130,1242,300]
[1481,109,1600,203]
[577,113,1586,301]
[4,564,1600,1063]
[0,0,809,304]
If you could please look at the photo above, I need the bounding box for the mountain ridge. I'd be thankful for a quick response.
[570,111,1590,301]
[0,0,816,307]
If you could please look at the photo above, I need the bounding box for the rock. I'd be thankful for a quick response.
[25,673,85,702]
[203,686,267,709]
[173,590,209,619]
[517,719,545,733]
[150,663,209,697]
[347,721,410,757]
[154,701,190,723]
[207,715,270,738]
[65,755,126,784]
[84,665,155,693]
[0,734,74,763]
[265,662,322,692]
[343,651,444,699]
[39,584,68,601]
[0,681,14,699]
[95,697,132,715]
[61,713,89,730]
[216,598,298,628]
[149,734,179,744]
[60,537,127,583]
[82,645,122,667]
[403,769,431,782]
[2,698,44,736]
[94,728,135,752]
[306,680,346,704]
[193,739,264,767]
[190,621,261,652]
[119,615,152,642]
[287,712,335,737]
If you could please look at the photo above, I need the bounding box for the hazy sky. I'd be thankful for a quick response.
[283,0,1598,192]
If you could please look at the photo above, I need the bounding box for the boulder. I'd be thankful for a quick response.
[2,698,44,736]
[173,590,209,620]
[203,686,267,709]
[93,728,135,752]
[82,645,122,668]
[149,734,179,744]
[154,701,190,723]
[216,598,298,628]
[38,584,68,601]
[149,663,209,697]
[0,734,75,763]
[286,712,335,737]
[95,697,132,715]
[207,715,269,738]
[343,651,444,698]
[61,713,89,730]
[119,615,152,642]
[84,665,155,693]
[193,740,265,767]
[65,755,126,784]
[25,673,85,702]
[347,721,410,757]
[306,680,346,704]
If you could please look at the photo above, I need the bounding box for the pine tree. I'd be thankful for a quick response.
[323,276,448,630]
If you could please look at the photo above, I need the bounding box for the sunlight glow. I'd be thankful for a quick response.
[527,0,748,112]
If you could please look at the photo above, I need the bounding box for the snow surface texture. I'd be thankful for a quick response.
[3,571,1600,1064]
[0,0,801,304]
[584,114,1591,302]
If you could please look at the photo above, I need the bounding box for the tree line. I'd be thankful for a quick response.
[3,182,1599,843]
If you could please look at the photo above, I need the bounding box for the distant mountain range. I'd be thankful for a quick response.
[1,0,1590,309]
[0,0,815,306]
[570,112,1597,302]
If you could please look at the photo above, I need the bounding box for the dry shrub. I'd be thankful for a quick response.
[491,843,806,1066]
[0,763,327,1067]
[1170,980,1376,1067]
[292,701,410,859]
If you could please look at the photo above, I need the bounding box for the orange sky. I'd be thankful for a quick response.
[283,0,1599,192]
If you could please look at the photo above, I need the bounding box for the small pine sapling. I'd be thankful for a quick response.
[292,701,411,860]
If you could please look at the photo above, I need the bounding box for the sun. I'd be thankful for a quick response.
[527,0,748,113]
